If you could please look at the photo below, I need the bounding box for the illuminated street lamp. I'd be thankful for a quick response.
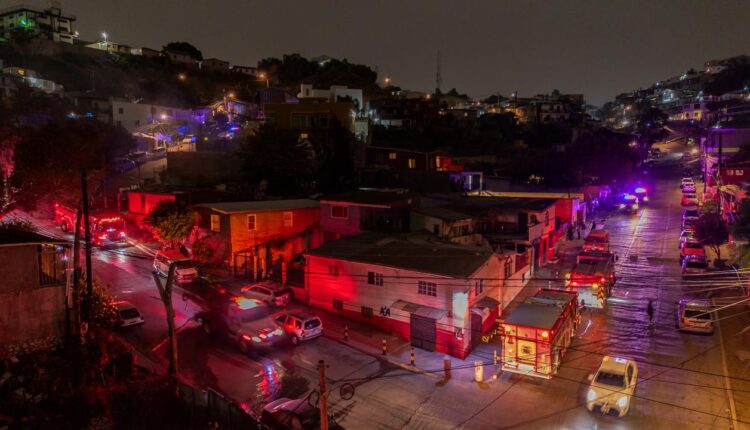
[258,72,269,88]
[100,32,108,50]
[178,73,187,81]
[384,76,391,87]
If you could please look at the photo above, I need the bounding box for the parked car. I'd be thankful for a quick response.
[111,157,136,173]
[274,311,323,344]
[677,298,714,334]
[153,250,199,285]
[260,397,344,430]
[586,356,638,417]
[680,241,705,263]
[678,230,695,249]
[682,255,709,277]
[682,183,697,193]
[618,194,639,214]
[241,281,292,307]
[681,193,698,207]
[683,208,699,221]
[115,301,144,327]
[127,151,149,165]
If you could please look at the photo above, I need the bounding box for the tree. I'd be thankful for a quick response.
[235,124,315,197]
[700,200,718,215]
[146,200,195,248]
[694,213,730,262]
[164,42,203,60]
[733,199,750,240]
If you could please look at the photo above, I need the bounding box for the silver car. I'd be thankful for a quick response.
[678,298,714,334]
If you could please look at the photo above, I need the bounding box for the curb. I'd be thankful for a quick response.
[323,333,441,380]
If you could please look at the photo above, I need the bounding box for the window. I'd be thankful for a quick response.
[247,214,256,231]
[475,279,484,296]
[388,152,397,160]
[118,107,124,114]
[283,211,293,227]
[504,259,512,279]
[361,306,374,318]
[328,264,339,277]
[331,205,348,219]
[408,158,416,169]
[209,214,220,232]
[367,271,383,286]
[418,281,437,297]
[333,299,343,311]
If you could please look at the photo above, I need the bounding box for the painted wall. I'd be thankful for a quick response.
[126,191,176,216]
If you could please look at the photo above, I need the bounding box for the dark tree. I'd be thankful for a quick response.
[694,213,730,261]
[235,124,315,197]
[733,199,750,241]
[146,200,195,248]
[164,42,203,60]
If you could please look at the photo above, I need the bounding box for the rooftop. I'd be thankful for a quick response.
[504,290,576,329]
[197,199,319,214]
[0,228,67,247]
[321,190,418,208]
[412,207,472,222]
[306,232,493,278]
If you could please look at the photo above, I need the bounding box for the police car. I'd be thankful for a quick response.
[618,194,639,214]
[587,356,638,417]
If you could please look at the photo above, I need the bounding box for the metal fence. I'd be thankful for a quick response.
[176,382,260,430]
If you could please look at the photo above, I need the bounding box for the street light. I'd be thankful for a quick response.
[384,76,391,87]
[258,72,269,88]
[100,32,108,50]
[178,73,186,81]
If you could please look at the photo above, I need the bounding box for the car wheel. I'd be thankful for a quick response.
[291,335,299,346]
[60,221,69,233]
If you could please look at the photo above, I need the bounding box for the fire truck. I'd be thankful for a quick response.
[565,251,616,309]
[501,289,579,379]
[54,203,126,246]
[582,229,609,252]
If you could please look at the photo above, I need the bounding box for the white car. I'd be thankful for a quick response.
[682,183,697,193]
[115,301,144,327]
[681,177,694,185]
[587,356,638,417]
[241,281,292,307]
[274,311,323,344]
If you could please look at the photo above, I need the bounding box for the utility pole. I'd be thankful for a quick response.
[81,170,94,323]
[318,360,329,430]
[717,130,723,216]
[436,50,442,94]
[153,263,178,376]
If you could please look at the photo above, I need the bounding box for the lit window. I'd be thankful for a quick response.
[247,214,256,231]
[417,280,437,297]
[331,205,348,219]
[388,152,397,160]
[367,271,384,286]
[283,211,293,227]
[408,158,416,169]
[210,214,220,232]
[328,265,339,277]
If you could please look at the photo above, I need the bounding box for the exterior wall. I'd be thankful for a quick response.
[305,253,515,358]
[0,7,76,44]
[320,203,363,240]
[367,147,432,170]
[263,101,355,132]
[201,59,230,72]
[0,244,67,354]
[166,51,197,67]
[111,100,193,132]
[126,191,176,216]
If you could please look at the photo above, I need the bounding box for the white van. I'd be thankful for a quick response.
[677,298,714,334]
[153,250,198,285]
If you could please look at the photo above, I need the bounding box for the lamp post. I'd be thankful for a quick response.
[384,76,391,87]
[100,32,107,50]
[258,72,269,88]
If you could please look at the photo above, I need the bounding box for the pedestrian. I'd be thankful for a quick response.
[591,220,597,231]
[647,299,655,327]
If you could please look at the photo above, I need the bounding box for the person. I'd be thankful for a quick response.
[647,299,655,327]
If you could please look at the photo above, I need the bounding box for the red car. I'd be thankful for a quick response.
[680,241,705,263]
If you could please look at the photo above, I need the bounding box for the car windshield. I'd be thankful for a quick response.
[120,308,141,319]
[684,211,698,217]
[596,371,625,387]
[684,309,712,320]
[304,319,322,329]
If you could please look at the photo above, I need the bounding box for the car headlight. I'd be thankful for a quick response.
[643,196,649,202]
[587,389,597,402]
[617,395,628,408]
[619,204,626,209]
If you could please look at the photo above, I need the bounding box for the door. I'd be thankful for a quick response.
[410,314,436,352]
[470,311,483,348]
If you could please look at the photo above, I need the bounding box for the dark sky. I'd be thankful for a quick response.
[22,0,750,105]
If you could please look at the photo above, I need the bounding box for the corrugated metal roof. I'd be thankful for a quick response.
[391,299,448,320]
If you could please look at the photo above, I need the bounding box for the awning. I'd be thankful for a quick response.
[391,300,448,320]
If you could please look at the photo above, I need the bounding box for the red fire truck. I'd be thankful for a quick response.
[54,203,126,246]
[501,289,579,379]
[565,251,616,309]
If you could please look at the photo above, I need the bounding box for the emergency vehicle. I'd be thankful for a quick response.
[54,203,126,246]
[582,230,609,252]
[501,289,579,379]
[565,251,616,309]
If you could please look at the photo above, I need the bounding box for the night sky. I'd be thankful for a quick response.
[21,0,750,105]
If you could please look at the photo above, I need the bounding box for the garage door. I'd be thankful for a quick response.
[410,314,436,351]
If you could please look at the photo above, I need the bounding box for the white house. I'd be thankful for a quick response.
[111,100,193,132]
[305,232,531,358]
[298,84,364,112]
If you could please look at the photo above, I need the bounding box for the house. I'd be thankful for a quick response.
[2,67,61,93]
[366,146,464,172]
[165,49,198,68]
[320,190,419,242]
[298,84,364,113]
[194,200,321,279]
[0,229,70,357]
[305,232,531,358]
[367,97,440,129]
[134,47,162,57]
[232,65,258,76]
[111,100,193,132]
[85,39,132,55]
[263,99,356,135]
[257,87,298,106]
[201,58,230,73]
[0,4,76,44]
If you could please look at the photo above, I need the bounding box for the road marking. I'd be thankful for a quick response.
[714,298,740,429]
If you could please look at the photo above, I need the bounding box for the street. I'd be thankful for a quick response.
[16,140,749,429]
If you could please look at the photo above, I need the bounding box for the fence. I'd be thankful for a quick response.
[176,382,260,430]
